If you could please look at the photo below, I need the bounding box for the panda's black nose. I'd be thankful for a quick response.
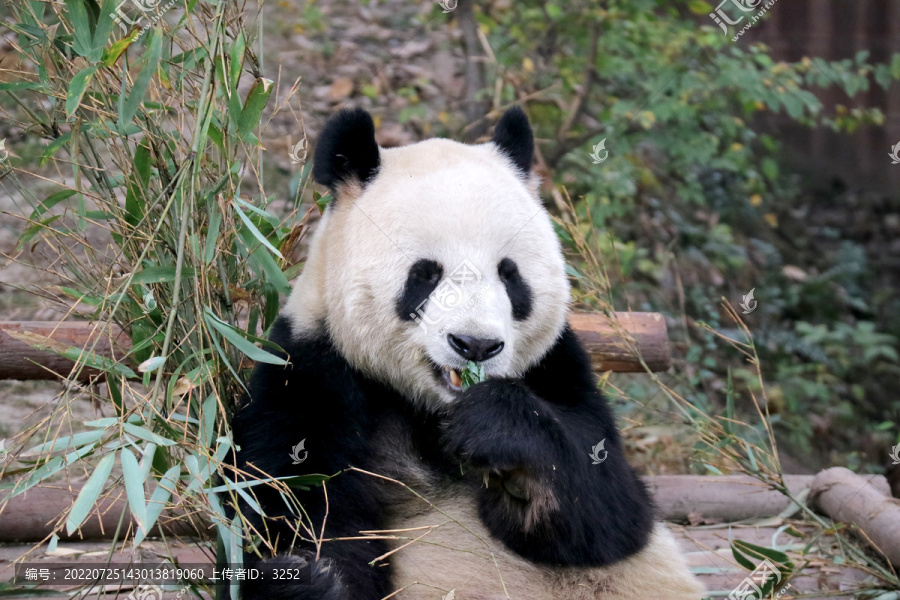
[447,334,505,362]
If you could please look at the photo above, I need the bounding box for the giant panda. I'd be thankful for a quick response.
[230,107,705,600]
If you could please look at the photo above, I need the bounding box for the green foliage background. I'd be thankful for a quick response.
[466,0,900,473]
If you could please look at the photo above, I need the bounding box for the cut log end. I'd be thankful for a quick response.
[810,467,900,567]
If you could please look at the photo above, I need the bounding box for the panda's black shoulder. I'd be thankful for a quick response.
[522,324,597,403]
[239,315,357,410]
[232,316,376,476]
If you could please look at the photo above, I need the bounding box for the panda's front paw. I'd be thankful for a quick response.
[242,554,348,600]
[443,379,560,475]
[443,379,567,531]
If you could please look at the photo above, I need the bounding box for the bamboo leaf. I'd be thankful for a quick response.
[66,453,115,534]
[200,394,216,449]
[233,200,282,258]
[203,199,222,265]
[5,445,95,495]
[221,475,265,516]
[134,465,180,545]
[66,65,99,117]
[66,0,94,58]
[730,540,794,596]
[0,81,43,91]
[24,189,75,224]
[236,197,280,228]
[204,310,287,365]
[184,454,203,492]
[40,132,73,166]
[229,32,245,87]
[742,439,759,472]
[103,33,137,66]
[85,417,119,428]
[733,540,792,565]
[122,422,177,446]
[138,443,156,482]
[205,474,331,493]
[237,77,273,141]
[138,355,166,373]
[120,448,148,535]
[90,0,119,62]
[17,216,63,252]
[26,430,106,455]
[119,30,162,127]
[236,227,291,295]
[730,542,758,572]
[131,264,197,284]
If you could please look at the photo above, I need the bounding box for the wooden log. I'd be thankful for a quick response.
[810,467,900,567]
[569,312,670,372]
[0,321,130,382]
[0,485,204,543]
[649,473,890,522]
[0,312,671,381]
[1,473,889,543]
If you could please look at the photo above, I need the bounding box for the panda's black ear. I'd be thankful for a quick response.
[491,106,534,175]
[313,108,381,195]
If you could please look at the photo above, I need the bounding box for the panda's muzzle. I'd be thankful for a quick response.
[441,366,463,391]
[447,334,505,362]
[427,359,464,393]
[430,363,463,392]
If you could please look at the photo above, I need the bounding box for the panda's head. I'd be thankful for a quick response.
[284,107,569,408]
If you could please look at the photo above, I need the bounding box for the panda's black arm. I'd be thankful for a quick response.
[229,317,392,600]
[442,325,655,567]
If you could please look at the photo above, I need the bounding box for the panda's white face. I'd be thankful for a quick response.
[285,116,569,409]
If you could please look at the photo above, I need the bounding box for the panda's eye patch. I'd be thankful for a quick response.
[412,261,442,285]
[498,258,533,321]
[498,258,519,281]
[397,259,444,322]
